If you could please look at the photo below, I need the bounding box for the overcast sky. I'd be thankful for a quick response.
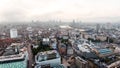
[0,0,120,23]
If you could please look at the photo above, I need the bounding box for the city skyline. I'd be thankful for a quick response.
[0,0,120,23]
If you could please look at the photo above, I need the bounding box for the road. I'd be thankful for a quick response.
[27,44,33,68]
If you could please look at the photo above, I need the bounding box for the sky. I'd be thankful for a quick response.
[0,0,120,23]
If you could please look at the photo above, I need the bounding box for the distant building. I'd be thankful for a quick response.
[50,38,57,49]
[96,24,100,33]
[42,38,50,45]
[10,28,18,38]
[59,25,73,29]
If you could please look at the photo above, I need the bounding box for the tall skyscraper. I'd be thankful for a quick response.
[96,24,100,33]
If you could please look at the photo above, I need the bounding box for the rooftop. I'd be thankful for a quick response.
[0,43,28,68]
[35,64,65,68]
[36,50,60,62]
[0,53,27,68]
[0,53,24,62]
[0,59,27,68]
[35,50,61,67]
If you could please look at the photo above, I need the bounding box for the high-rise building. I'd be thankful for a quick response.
[96,24,100,33]
[10,28,18,38]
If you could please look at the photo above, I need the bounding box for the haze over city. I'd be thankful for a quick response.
[1,0,120,68]
[0,0,120,23]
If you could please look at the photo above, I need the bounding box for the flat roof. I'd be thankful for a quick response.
[0,53,24,62]
[35,64,65,68]
[0,53,27,68]
[0,60,27,68]
[36,50,60,62]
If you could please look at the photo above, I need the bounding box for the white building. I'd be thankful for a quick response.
[35,50,61,67]
[42,38,50,45]
[10,28,18,38]
[59,25,72,29]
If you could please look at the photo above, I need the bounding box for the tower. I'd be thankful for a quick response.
[96,24,100,33]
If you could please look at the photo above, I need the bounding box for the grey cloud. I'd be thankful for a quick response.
[1,9,28,22]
